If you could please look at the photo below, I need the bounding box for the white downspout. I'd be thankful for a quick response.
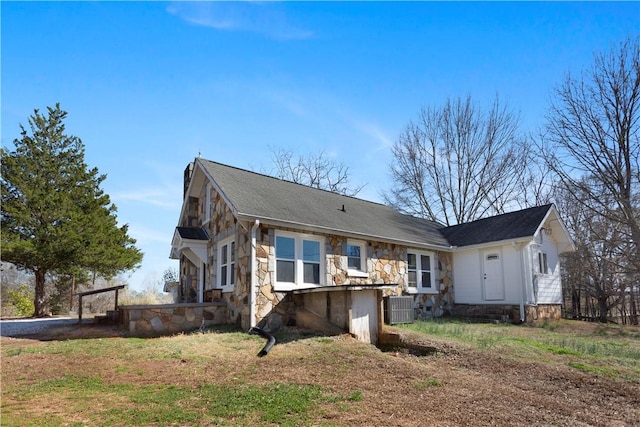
[250,220,260,328]
[514,241,526,323]
[521,243,536,323]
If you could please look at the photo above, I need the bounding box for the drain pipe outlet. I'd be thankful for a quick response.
[250,219,260,328]
[249,326,276,357]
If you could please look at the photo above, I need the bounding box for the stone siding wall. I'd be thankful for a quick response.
[412,251,454,319]
[251,229,455,330]
[255,228,295,330]
[202,186,251,328]
[120,303,227,335]
[525,304,562,323]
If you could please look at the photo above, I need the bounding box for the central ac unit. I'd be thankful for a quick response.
[384,296,415,325]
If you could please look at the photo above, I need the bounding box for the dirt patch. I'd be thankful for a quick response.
[2,322,639,426]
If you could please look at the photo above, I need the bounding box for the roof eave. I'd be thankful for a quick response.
[237,213,452,252]
[449,236,534,252]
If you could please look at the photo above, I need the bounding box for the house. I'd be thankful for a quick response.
[170,158,574,343]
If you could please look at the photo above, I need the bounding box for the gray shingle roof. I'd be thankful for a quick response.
[440,204,553,247]
[196,159,552,250]
[198,159,450,248]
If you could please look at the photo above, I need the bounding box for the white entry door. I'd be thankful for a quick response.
[482,250,504,301]
[350,290,378,344]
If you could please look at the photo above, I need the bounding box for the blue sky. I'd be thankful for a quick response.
[2,1,638,292]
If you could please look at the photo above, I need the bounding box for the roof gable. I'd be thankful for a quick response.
[440,204,554,247]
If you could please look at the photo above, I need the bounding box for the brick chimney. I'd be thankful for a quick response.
[183,162,194,198]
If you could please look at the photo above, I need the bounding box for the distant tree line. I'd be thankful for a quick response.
[276,37,638,324]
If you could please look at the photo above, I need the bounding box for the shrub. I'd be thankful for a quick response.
[7,284,35,317]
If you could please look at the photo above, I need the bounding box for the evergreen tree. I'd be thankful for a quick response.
[1,104,143,317]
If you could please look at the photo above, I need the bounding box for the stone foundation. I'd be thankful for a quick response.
[453,304,563,323]
[454,304,521,323]
[120,302,227,335]
[525,304,562,323]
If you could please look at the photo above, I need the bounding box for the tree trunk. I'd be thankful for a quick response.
[598,297,609,323]
[33,269,47,317]
[571,288,581,319]
[630,286,639,326]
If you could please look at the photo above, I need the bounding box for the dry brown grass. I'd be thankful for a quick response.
[2,321,639,426]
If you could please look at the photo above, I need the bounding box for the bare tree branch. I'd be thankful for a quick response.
[384,94,534,225]
[542,36,640,280]
[269,147,365,197]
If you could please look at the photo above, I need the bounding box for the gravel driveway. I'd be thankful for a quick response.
[0,317,91,337]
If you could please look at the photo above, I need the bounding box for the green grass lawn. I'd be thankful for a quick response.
[398,318,640,381]
[2,320,639,426]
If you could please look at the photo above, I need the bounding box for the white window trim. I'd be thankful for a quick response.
[346,239,368,278]
[217,236,235,292]
[538,251,548,275]
[406,249,437,294]
[274,231,325,292]
[203,183,212,223]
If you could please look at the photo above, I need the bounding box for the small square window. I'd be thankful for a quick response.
[346,241,367,275]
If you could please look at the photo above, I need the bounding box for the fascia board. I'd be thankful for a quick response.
[449,237,533,252]
[195,158,239,219]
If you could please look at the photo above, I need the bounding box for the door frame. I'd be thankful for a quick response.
[482,248,505,301]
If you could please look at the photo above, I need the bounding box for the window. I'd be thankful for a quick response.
[346,240,367,276]
[538,252,548,275]
[407,250,435,293]
[204,184,212,222]
[275,233,324,289]
[218,239,235,290]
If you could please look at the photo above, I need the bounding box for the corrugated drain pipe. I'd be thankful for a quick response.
[249,326,276,357]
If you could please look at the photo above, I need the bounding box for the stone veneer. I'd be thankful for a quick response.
[251,230,455,329]
[525,304,562,322]
[120,303,227,335]
[453,304,562,323]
